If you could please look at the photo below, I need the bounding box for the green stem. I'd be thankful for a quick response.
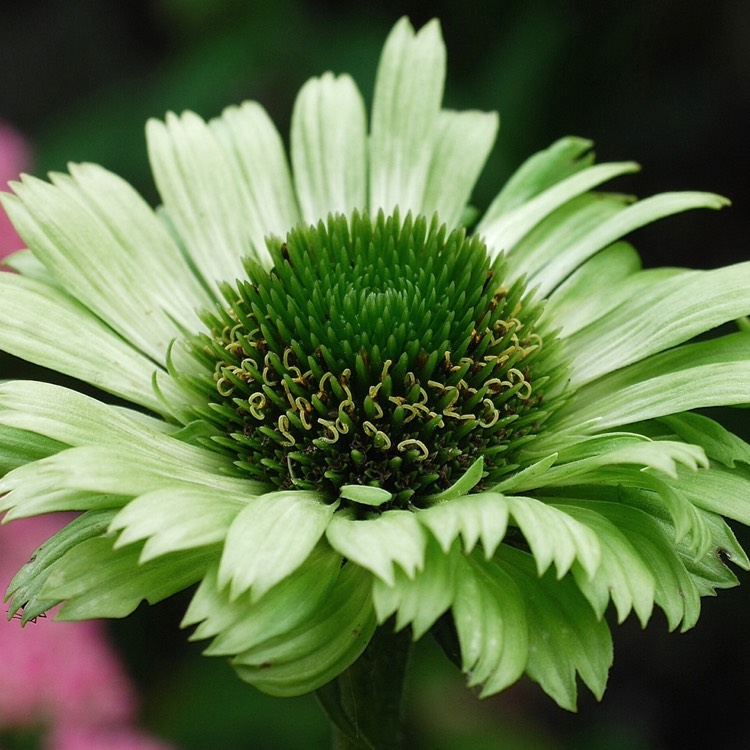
[317,626,412,750]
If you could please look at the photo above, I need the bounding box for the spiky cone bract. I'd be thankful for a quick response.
[2,18,750,739]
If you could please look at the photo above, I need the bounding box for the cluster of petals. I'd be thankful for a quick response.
[0,123,174,750]
[1,19,750,711]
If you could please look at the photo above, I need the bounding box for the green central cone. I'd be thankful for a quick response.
[193,211,558,507]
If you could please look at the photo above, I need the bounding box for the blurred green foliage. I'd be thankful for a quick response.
[1,1,749,748]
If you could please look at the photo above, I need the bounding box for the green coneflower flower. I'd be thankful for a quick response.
[3,17,750,747]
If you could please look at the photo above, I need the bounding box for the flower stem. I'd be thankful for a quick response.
[317,626,412,750]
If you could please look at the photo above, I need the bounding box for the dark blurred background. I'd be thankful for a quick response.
[1,1,749,748]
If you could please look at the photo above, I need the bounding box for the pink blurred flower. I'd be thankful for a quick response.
[0,120,30,261]
[0,517,137,730]
[1,515,178,748]
[47,724,176,750]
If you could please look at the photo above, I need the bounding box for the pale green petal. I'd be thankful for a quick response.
[504,194,633,285]
[670,464,750,526]
[566,495,701,631]
[0,274,163,413]
[7,443,253,497]
[43,536,214,619]
[1,248,59,286]
[369,18,445,214]
[372,534,458,638]
[452,552,528,696]
[498,545,613,709]
[184,546,341,657]
[326,509,426,585]
[0,381,233,473]
[147,111,257,291]
[566,262,750,387]
[111,487,246,560]
[0,454,126,517]
[529,191,727,296]
[421,110,499,228]
[549,501,656,625]
[210,101,300,247]
[546,250,682,337]
[417,490,509,558]
[514,436,707,489]
[505,495,601,579]
[478,161,639,261]
[554,334,750,432]
[659,412,750,468]
[218,490,335,601]
[291,73,367,222]
[2,168,206,362]
[480,136,595,221]
[231,563,377,697]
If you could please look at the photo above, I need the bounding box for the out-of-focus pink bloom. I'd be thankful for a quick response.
[0,516,137,730]
[1,517,177,748]
[46,724,176,750]
[0,120,30,261]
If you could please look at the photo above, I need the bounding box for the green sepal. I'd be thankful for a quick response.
[497,545,613,710]
[452,549,528,696]
[372,533,459,638]
[505,495,601,579]
[548,500,656,625]
[678,509,749,597]
[110,486,247,561]
[41,535,215,619]
[218,490,336,601]
[417,490,509,558]
[231,563,377,696]
[549,492,701,632]
[326,509,426,585]
[5,510,116,623]
[183,544,342,657]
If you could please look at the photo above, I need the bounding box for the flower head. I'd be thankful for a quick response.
[2,18,750,712]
